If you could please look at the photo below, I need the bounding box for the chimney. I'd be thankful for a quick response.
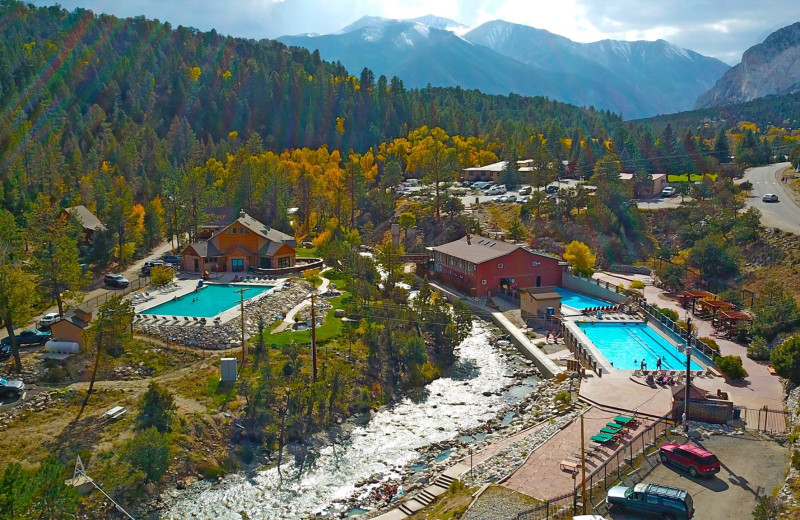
[239,208,246,218]
[466,232,471,245]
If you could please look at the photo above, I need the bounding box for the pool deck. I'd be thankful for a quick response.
[132,273,285,325]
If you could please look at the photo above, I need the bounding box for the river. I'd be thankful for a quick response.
[163,320,536,519]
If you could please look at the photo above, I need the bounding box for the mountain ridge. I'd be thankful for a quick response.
[279,17,729,118]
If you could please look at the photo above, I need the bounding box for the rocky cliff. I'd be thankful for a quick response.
[695,22,800,108]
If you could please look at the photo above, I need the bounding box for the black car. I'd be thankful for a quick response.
[0,344,11,361]
[1,329,51,347]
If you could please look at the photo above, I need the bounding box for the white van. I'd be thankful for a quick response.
[487,184,507,195]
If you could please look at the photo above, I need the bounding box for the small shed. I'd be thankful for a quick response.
[48,309,92,348]
[520,288,562,319]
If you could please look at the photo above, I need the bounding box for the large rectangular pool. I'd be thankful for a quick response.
[578,322,702,371]
[555,287,613,310]
[141,284,271,318]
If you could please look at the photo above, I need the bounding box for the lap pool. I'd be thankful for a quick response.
[140,284,271,318]
[555,287,613,310]
[577,322,702,371]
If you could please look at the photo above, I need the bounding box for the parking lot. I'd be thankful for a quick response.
[605,433,787,519]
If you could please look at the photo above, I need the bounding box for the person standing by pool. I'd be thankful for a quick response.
[640,359,645,371]
[656,357,662,371]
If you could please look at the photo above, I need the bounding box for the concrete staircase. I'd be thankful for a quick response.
[396,473,456,516]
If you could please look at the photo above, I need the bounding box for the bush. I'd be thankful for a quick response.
[716,355,748,381]
[553,389,571,404]
[771,335,800,384]
[659,307,679,322]
[630,280,645,290]
[150,265,174,286]
[696,337,720,354]
[747,336,771,361]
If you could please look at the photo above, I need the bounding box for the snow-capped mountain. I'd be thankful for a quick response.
[278,15,730,119]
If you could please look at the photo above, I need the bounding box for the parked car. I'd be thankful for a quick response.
[487,184,507,195]
[505,194,517,203]
[0,344,11,361]
[762,193,779,202]
[518,186,532,195]
[661,186,676,197]
[606,483,693,519]
[516,195,530,204]
[104,273,129,288]
[493,194,509,203]
[142,260,166,274]
[162,254,181,265]
[0,377,24,398]
[39,312,61,328]
[1,329,51,347]
[659,443,720,477]
[545,185,559,194]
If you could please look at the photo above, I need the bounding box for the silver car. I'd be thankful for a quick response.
[0,377,24,398]
[762,193,779,202]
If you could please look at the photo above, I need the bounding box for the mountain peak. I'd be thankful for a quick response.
[337,16,389,35]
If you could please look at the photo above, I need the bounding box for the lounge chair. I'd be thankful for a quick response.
[559,459,581,473]
[600,427,622,436]
[605,422,623,431]
[590,433,615,444]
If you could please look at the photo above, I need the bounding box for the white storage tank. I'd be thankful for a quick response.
[220,357,238,382]
[45,340,80,354]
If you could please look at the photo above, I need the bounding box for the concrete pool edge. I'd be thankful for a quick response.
[563,316,709,375]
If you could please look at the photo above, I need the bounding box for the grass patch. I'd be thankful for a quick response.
[667,173,718,182]
[407,482,480,520]
[263,293,348,346]
[295,247,317,257]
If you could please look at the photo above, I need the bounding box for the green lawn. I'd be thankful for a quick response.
[295,247,317,257]
[667,173,718,182]
[261,284,351,346]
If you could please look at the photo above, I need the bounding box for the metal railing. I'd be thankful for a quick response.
[73,274,150,313]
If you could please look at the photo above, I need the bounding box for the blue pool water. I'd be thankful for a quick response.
[141,284,271,318]
[578,322,702,371]
[555,287,612,310]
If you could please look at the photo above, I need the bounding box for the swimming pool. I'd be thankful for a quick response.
[578,322,702,371]
[555,287,613,310]
[141,284,271,318]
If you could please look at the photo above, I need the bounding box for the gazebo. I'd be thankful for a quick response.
[697,299,735,319]
[678,290,715,314]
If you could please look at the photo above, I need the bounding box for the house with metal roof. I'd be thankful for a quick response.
[429,235,566,297]
[180,209,296,274]
[61,205,106,244]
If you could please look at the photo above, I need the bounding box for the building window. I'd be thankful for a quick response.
[497,262,504,269]
[482,279,487,285]
[278,256,291,268]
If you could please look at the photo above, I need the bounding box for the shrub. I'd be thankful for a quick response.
[150,265,174,286]
[420,361,440,382]
[630,280,645,290]
[716,355,748,381]
[196,460,225,480]
[553,389,571,404]
[747,336,771,361]
[771,335,800,384]
[659,307,679,322]
[696,337,720,354]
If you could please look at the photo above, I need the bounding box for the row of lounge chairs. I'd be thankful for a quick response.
[633,369,716,379]
[233,274,280,282]
[129,292,155,304]
[589,415,638,445]
[133,315,212,326]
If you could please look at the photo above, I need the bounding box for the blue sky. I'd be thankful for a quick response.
[29,0,800,65]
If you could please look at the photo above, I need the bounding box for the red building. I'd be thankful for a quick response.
[430,235,566,297]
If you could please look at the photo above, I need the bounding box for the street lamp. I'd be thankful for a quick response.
[683,314,692,433]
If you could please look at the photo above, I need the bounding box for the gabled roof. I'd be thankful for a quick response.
[182,241,222,258]
[52,310,90,331]
[213,211,296,245]
[462,161,507,172]
[257,241,291,256]
[65,205,105,231]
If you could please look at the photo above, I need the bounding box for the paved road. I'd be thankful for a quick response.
[606,433,787,520]
[740,162,800,234]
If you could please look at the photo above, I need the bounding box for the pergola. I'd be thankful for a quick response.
[678,290,715,314]
[697,299,735,318]
[717,310,753,337]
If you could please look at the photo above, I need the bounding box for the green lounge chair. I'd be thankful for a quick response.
[614,415,635,426]
[590,433,615,443]
[600,427,621,436]
[605,422,623,431]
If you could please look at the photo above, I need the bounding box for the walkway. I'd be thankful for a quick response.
[271,268,331,333]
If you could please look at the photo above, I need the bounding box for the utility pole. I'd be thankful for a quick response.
[311,289,317,382]
[684,315,692,432]
[234,287,248,365]
[580,411,587,514]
